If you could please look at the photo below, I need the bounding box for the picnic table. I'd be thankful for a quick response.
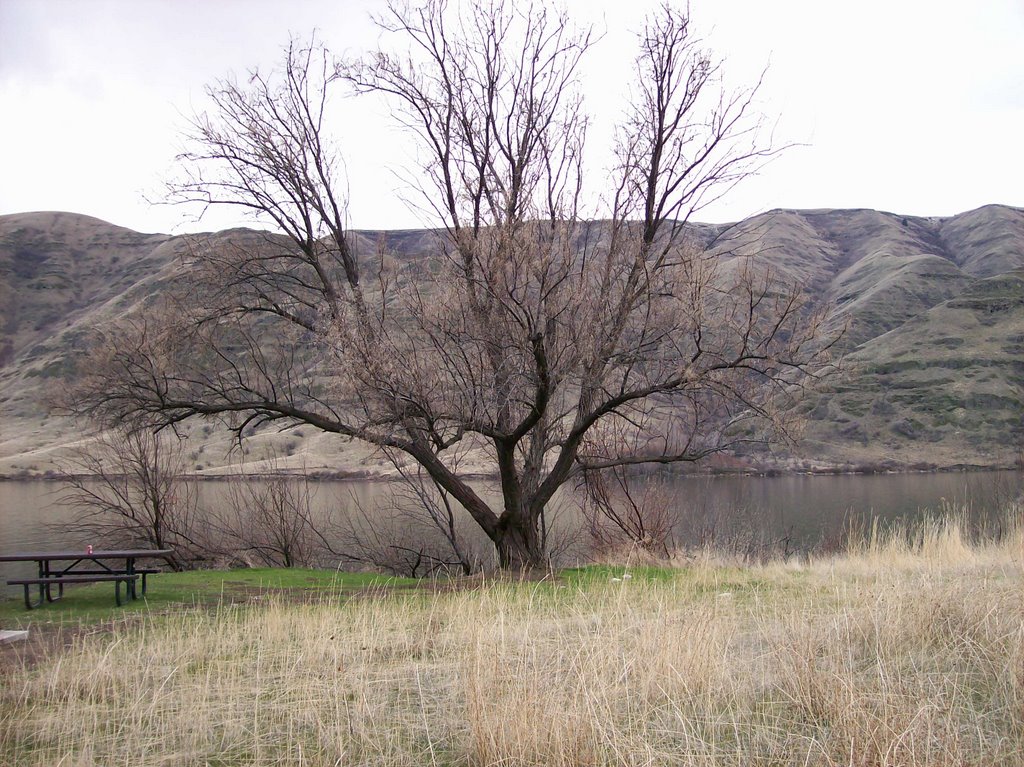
[0,549,174,609]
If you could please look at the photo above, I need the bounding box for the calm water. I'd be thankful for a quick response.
[1,471,1021,586]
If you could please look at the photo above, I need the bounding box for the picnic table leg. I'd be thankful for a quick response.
[114,579,132,607]
[126,558,137,599]
[23,583,42,610]
[39,559,64,603]
[45,581,64,603]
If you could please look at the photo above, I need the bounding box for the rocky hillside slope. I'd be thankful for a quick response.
[1,206,1021,476]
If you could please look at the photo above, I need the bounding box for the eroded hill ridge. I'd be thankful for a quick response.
[1,205,1022,476]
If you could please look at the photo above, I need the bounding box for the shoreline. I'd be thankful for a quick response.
[2,462,1021,483]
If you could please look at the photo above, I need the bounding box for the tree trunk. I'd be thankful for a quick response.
[492,513,545,570]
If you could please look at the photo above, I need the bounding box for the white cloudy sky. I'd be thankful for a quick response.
[1,0,1022,234]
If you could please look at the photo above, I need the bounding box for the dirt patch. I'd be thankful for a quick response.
[0,620,134,676]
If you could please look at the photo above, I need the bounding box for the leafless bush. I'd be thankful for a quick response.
[580,467,677,558]
[214,471,335,568]
[673,495,799,563]
[579,468,807,563]
[334,455,491,577]
[333,503,472,578]
[57,427,212,570]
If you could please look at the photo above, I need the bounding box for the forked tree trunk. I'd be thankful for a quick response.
[492,512,545,570]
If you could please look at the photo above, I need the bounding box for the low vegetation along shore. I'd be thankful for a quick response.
[2,515,1023,766]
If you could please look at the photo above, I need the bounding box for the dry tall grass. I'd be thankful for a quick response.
[2,513,1023,766]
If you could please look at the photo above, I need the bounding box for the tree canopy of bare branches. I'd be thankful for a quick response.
[75,0,835,569]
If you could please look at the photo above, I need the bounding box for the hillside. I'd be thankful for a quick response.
[1,205,1022,476]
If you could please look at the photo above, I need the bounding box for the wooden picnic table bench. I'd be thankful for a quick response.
[0,549,174,609]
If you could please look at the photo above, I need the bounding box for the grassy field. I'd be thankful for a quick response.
[0,568,416,627]
[2,516,1023,766]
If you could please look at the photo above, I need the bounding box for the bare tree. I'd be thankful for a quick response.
[74,1,835,569]
[57,427,209,570]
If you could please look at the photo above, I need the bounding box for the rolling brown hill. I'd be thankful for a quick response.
[1,205,1022,476]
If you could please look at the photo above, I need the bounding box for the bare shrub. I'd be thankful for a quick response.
[580,467,677,558]
[333,460,491,577]
[673,496,798,563]
[57,426,211,570]
[580,470,802,564]
[214,471,334,568]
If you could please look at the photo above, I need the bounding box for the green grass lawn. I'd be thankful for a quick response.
[0,568,417,627]
[558,563,679,584]
[0,561,821,630]
[0,561,764,629]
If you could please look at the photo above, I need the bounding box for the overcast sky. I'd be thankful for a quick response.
[1,0,1022,234]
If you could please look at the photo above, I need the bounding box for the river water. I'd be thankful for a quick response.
[1,471,1021,587]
